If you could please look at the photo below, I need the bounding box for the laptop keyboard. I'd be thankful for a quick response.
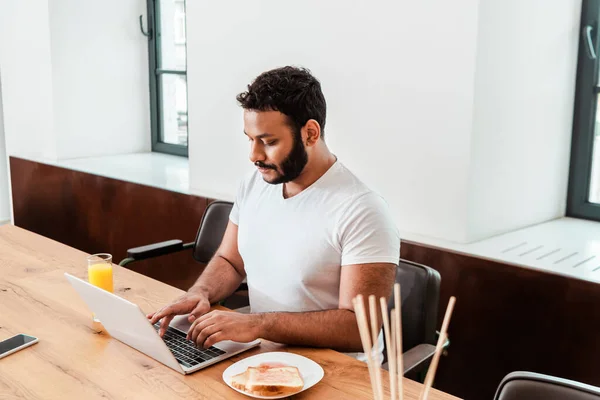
[153,323,226,368]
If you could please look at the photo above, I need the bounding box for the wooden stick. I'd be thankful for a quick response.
[381,298,397,400]
[419,296,456,400]
[391,312,398,400]
[353,295,379,400]
[369,295,384,400]
[394,284,403,400]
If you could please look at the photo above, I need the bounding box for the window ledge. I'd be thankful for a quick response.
[48,152,190,195]
[402,217,600,284]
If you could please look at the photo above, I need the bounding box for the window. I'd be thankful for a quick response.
[569,0,600,221]
[147,0,188,156]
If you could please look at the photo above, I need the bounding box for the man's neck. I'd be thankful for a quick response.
[283,151,337,199]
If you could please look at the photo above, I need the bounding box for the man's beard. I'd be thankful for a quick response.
[254,130,308,184]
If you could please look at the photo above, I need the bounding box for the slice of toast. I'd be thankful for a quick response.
[231,370,249,391]
[245,365,304,396]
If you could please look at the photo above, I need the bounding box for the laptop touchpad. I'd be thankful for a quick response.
[170,314,193,333]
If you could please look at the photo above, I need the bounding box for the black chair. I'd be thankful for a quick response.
[120,200,233,266]
[383,259,448,377]
[118,201,248,307]
[494,371,600,400]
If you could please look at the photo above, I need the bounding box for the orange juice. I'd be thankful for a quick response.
[88,263,114,293]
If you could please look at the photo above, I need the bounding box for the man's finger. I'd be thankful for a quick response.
[195,323,221,348]
[159,315,174,337]
[149,302,189,325]
[189,309,214,327]
[186,314,214,341]
[203,331,224,349]
[186,311,215,336]
[188,316,217,343]
[188,302,210,322]
[149,306,171,325]
[186,318,199,340]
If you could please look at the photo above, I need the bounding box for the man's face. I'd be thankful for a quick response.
[244,110,308,184]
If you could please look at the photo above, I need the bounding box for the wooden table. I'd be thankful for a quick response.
[0,225,460,399]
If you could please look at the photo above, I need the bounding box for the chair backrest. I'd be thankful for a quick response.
[388,259,441,352]
[192,201,234,263]
[495,372,600,400]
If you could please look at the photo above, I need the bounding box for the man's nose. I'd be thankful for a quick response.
[249,142,266,164]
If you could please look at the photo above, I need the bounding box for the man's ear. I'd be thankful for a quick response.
[303,119,322,147]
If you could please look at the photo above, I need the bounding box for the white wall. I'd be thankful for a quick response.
[187,0,481,242]
[466,0,581,241]
[49,0,151,159]
[0,0,150,162]
[0,73,10,222]
[0,0,57,161]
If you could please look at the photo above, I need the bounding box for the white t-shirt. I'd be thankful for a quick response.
[229,161,400,362]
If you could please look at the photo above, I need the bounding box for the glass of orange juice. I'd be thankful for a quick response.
[87,253,114,322]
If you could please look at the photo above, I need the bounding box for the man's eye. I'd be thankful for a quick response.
[265,141,277,146]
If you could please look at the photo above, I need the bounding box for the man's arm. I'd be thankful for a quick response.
[191,221,246,304]
[260,309,362,352]
[187,262,396,352]
[148,221,245,333]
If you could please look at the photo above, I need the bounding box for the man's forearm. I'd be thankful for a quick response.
[190,255,245,304]
[258,309,363,353]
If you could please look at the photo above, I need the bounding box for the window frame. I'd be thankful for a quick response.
[568,0,600,221]
[147,0,189,157]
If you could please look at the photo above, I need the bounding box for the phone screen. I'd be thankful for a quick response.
[0,335,36,355]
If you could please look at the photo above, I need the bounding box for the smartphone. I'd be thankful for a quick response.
[0,334,39,360]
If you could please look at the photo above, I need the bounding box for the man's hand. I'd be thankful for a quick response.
[186,310,265,348]
[147,287,211,337]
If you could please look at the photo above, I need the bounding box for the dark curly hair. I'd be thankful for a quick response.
[236,66,327,139]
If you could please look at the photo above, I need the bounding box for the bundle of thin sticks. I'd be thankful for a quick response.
[352,284,456,400]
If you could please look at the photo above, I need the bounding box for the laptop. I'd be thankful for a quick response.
[64,272,260,375]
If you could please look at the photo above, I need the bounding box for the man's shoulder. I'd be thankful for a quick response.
[327,162,376,200]
[332,163,395,211]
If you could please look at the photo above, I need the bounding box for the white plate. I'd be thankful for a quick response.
[222,352,325,399]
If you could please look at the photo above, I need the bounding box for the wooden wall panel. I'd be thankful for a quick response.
[10,156,209,290]
[402,241,600,400]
